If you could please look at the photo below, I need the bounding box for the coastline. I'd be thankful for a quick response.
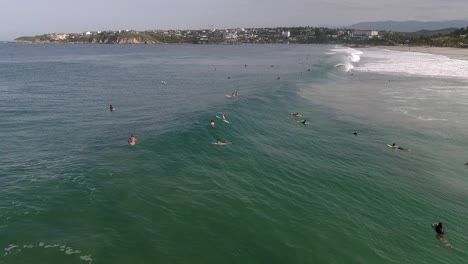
[373,45,468,56]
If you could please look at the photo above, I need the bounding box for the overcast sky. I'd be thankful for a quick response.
[0,0,467,40]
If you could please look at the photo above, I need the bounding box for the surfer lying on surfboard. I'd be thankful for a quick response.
[214,139,227,145]
[432,222,450,247]
[389,143,406,150]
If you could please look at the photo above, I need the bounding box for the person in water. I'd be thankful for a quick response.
[210,120,215,127]
[222,114,226,120]
[391,143,404,150]
[291,112,301,117]
[215,139,226,145]
[434,222,445,235]
[128,134,137,144]
[109,104,114,111]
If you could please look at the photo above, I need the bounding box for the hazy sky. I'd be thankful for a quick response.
[1,0,467,40]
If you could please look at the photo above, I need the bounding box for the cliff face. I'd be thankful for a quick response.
[15,37,160,44]
[89,37,160,44]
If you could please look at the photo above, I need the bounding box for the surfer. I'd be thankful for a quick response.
[210,120,215,127]
[128,135,137,145]
[235,91,238,96]
[109,104,114,111]
[391,143,404,150]
[290,113,301,117]
[215,139,226,145]
[222,114,226,120]
[300,119,307,124]
[433,222,445,235]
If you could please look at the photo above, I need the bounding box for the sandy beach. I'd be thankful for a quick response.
[374,45,468,56]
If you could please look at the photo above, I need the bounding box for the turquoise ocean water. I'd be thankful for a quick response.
[1,44,468,263]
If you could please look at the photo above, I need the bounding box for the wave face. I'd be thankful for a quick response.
[2,43,468,264]
[326,47,363,73]
[355,49,468,80]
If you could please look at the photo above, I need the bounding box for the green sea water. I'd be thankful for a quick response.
[1,44,468,264]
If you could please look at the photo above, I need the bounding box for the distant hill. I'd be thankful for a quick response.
[348,20,468,32]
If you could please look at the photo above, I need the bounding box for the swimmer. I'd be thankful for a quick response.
[128,134,137,145]
[210,120,215,127]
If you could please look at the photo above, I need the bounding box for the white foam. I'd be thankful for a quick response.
[3,242,92,263]
[328,47,363,72]
[356,49,468,80]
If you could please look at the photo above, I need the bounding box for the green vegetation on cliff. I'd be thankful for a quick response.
[14,26,468,47]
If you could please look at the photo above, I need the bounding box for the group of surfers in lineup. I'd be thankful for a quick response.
[115,108,450,244]
[110,64,453,242]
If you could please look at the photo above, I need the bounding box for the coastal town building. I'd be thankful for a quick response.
[351,30,379,39]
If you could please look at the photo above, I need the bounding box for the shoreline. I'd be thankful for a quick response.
[373,45,468,56]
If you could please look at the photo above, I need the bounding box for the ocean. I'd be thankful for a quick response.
[1,43,468,264]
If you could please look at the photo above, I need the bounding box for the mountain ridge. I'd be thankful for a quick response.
[348,20,468,32]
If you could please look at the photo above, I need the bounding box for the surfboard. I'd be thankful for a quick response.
[216,115,230,123]
[212,142,227,146]
[129,141,136,146]
[297,120,309,124]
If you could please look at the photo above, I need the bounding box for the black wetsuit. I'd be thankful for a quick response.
[435,225,445,235]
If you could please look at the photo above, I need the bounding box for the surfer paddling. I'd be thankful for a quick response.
[214,139,226,145]
[432,222,450,247]
[390,143,405,150]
